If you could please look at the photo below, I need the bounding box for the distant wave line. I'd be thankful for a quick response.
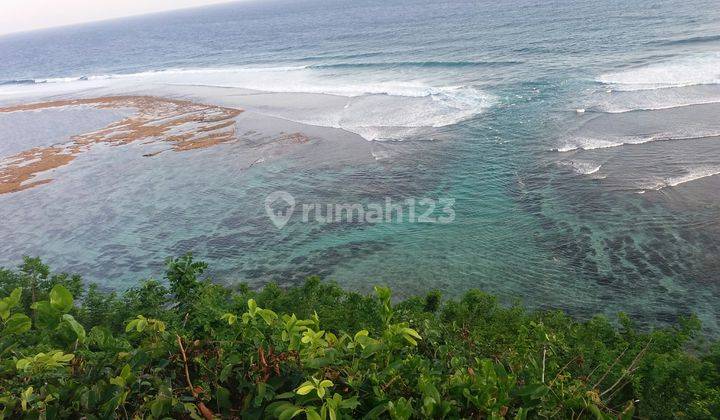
[0,79,40,86]
[656,34,720,46]
[555,132,720,152]
[307,60,523,69]
[596,99,720,114]
[596,81,720,92]
[0,60,521,87]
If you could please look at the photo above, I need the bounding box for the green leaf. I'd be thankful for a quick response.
[216,386,231,412]
[8,288,22,306]
[374,286,391,301]
[266,401,295,417]
[279,406,304,420]
[516,383,547,398]
[109,375,125,388]
[248,299,258,313]
[20,386,34,411]
[125,316,149,333]
[49,284,73,313]
[254,381,267,405]
[258,308,278,325]
[296,383,315,395]
[53,351,75,363]
[31,301,61,329]
[125,319,138,332]
[363,403,388,419]
[305,408,322,420]
[341,396,360,410]
[89,326,123,351]
[304,356,334,369]
[137,318,148,332]
[62,314,86,343]
[16,358,31,371]
[184,403,204,420]
[402,333,419,346]
[150,397,171,418]
[3,313,31,335]
[354,330,369,340]
[0,301,9,322]
[120,364,132,380]
[403,328,422,340]
[0,288,23,320]
[221,313,237,325]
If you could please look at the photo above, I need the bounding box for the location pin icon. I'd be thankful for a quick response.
[265,191,296,229]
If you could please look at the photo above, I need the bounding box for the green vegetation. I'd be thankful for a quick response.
[0,254,718,419]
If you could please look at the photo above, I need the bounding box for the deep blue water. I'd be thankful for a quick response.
[1,0,720,330]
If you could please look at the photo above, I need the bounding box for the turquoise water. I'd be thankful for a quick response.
[1,0,720,330]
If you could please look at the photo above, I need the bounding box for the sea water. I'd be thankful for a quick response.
[1,0,719,331]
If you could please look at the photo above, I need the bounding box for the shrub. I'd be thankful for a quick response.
[0,254,717,419]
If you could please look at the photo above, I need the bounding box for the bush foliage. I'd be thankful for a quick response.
[0,254,718,419]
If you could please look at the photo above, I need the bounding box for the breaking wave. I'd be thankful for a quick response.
[0,65,495,141]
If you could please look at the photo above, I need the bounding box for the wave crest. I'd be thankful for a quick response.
[597,53,720,91]
[0,65,495,141]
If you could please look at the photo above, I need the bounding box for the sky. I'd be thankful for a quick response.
[0,0,239,35]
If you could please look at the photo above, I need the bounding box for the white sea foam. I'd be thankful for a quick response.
[557,128,720,152]
[371,150,392,161]
[585,53,720,114]
[555,135,650,152]
[639,166,720,191]
[595,85,720,113]
[597,53,720,91]
[664,167,720,188]
[279,85,493,140]
[559,160,602,175]
[0,66,495,141]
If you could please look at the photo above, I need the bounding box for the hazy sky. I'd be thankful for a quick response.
[0,0,238,35]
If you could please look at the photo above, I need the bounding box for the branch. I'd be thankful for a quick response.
[600,338,652,398]
[176,335,196,397]
[591,345,629,389]
[176,334,215,420]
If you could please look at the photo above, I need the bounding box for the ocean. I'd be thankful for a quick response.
[1,0,720,331]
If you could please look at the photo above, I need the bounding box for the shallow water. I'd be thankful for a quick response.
[1,0,719,331]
